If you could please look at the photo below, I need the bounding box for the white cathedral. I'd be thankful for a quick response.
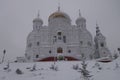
[24,8,111,62]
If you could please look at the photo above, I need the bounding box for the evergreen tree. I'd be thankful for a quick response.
[79,60,92,80]
[79,55,93,80]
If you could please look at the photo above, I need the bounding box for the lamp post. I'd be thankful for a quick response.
[54,53,56,65]
[118,48,120,54]
[2,49,6,63]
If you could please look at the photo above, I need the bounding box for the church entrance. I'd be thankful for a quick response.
[57,47,64,60]
[57,47,63,53]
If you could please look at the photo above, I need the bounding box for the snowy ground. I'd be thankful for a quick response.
[0,58,120,80]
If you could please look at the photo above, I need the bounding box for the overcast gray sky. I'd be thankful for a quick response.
[0,0,120,61]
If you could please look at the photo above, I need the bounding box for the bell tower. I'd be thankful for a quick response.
[94,23,111,58]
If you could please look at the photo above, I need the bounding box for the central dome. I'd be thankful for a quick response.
[48,11,71,21]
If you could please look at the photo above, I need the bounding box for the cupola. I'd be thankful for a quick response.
[33,12,43,31]
[76,10,86,26]
[33,12,43,26]
[48,6,71,24]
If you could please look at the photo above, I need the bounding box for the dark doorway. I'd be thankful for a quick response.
[57,47,63,53]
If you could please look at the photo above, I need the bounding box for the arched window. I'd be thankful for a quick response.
[49,50,52,54]
[37,42,39,46]
[68,50,71,53]
[57,47,63,53]
[63,36,66,43]
[57,32,62,40]
[80,41,83,45]
[101,43,104,47]
[53,36,57,43]
[36,55,39,58]
[57,32,62,36]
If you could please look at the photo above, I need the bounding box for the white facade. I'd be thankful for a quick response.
[25,9,111,62]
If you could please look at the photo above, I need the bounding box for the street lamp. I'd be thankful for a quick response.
[2,49,6,63]
[118,48,120,54]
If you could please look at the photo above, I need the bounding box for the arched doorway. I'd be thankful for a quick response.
[57,47,63,53]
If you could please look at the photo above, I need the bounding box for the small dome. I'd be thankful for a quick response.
[76,10,86,25]
[76,16,86,23]
[77,16,86,21]
[48,11,71,21]
[33,12,43,25]
[33,17,43,24]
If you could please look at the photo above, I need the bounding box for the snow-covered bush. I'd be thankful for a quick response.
[92,62,102,70]
[4,62,9,70]
[30,63,37,71]
[16,68,23,74]
[73,64,79,70]
[50,64,58,71]
[26,67,31,69]
[114,63,120,70]
[3,61,11,72]
[57,56,64,61]
[113,53,119,59]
